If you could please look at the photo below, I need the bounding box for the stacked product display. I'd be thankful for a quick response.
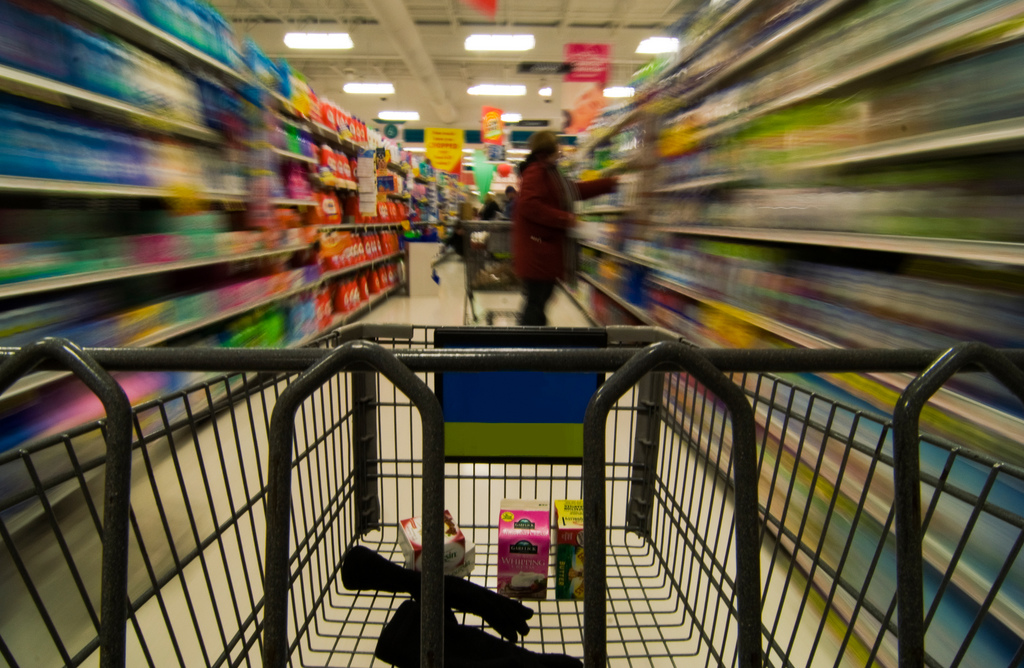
[568,1,1024,665]
[0,0,410,453]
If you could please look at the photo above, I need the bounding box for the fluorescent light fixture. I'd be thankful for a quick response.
[508,148,529,155]
[377,111,419,121]
[343,82,395,94]
[636,36,679,54]
[465,34,535,51]
[407,147,426,152]
[603,86,635,98]
[501,113,522,123]
[468,84,526,96]
[538,87,552,97]
[283,32,353,49]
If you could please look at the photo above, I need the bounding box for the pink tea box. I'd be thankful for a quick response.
[398,510,475,578]
[497,499,550,599]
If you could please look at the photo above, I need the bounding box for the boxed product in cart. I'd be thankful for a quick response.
[398,510,476,577]
[554,500,585,600]
[497,499,550,599]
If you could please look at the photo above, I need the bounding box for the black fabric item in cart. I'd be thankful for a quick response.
[376,600,583,668]
[341,545,534,642]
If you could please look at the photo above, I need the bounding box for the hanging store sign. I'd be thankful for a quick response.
[481,106,504,145]
[562,43,610,136]
[425,128,464,175]
[516,119,550,127]
[516,62,573,75]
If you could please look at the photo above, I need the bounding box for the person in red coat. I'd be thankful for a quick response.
[512,131,617,326]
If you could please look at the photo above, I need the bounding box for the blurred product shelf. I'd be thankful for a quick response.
[271,147,318,164]
[46,0,248,85]
[0,244,310,299]
[577,273,657,326]
[0,64,222,143]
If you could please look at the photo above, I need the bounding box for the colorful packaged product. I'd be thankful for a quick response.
[497,499,550,599]
[398,510,476,578]
[554,500,585,600]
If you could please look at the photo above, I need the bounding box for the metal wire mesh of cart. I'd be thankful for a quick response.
[0,327,1023,667]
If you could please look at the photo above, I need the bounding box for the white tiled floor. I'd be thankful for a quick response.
[361,257,593,328]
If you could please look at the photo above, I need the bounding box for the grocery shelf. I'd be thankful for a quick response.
[649,274,1024,446]
[0,176,246,201]
[335,180,359,191]
[388,162,409,176]
[296,283,403,346]
[577,273,657,326]
[320,223,404,232]
[656,224,1024,266]
[557,279,600,326]
[782,116,1024,170]
[677,0,859,106]
[272,147,318,164]
[580,205,634,216]
[578,241,662,270]
[670,0,759,73]
[699,0,1024,142]
[320,251,403,282]
[654,173,747,193]
[0,244,310,300]
[0,65,222,144]
[133,280,322,349]
[47,0,248,86]
[414,175,433,185]
[387,193,411,202]
[272,198,317,207]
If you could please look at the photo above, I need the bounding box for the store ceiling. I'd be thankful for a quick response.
[210,0,699,130]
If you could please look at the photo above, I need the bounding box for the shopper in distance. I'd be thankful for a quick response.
[512,131,617,326]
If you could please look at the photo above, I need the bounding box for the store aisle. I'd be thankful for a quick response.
[362,254,593,328]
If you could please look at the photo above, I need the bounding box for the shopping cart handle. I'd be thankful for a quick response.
[261,340,447,668]
[0,338,133,668]
[582,340,763,668]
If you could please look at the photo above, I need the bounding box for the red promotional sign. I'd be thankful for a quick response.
[564,43,610,85]
[459,0,496,18]
[481,106,504,145]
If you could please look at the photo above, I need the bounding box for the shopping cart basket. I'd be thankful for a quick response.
[463,221,520,325]
[1,326,1023,667]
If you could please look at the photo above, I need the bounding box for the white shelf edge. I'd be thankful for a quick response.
[48,0,248,86]
[654,174,746,193]
[271,147,318,164]
[783,116,1024,170]
[319,252,403,282]
[577,273,656,326]
[699,0,1024,141]
[0,244,310,300]
[271,198,317,207]
[657,225,1024,266]
[0,176,246,200]
[0,64,222,143]
[580,206,633,215]
[578,241,663,270]
[319,223,404,232]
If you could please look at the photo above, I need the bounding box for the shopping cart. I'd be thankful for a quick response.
[1,326,1023,667]
[462,221,520,325]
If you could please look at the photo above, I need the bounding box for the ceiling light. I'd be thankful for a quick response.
[468,84,526,96]
[508,148,529,155]
[283,32,353,49]
[378,111,419,121]
[501,113,522,123]
[603,86,634,98]
[636,37,678,54]
[407,147,426,152]
[538,87,552,97]
[465,34,535,51]
[344,82,395,95]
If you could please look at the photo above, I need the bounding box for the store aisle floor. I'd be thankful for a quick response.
[361,253,593,328]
